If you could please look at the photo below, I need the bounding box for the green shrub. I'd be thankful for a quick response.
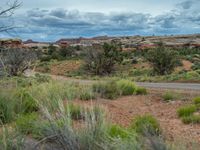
[102,81,119,99]
[16,113,39,135]
[108,124,129,139]
[116,79,136,96]
[0,94,16,124]
[65,103,82,120]
[84,43,122,75]
[193,97,200,105]
[146,45,179,75]
[181,115,200,124]
[192,62,200,70]
[34,73,51,83]
[177,105,196,117]
[130,115,160,135]
[135,87,147,95]
[185,71,200,79]
[31,81,80,103]
[93,81,120,99]
[15,89,38,114]
[15,77,34,87]
[92,82,105,93]
[162,91,177,101]
[80,89,96,100]
[0,126,24,150]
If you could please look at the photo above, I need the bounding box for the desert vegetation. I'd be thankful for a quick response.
[1,76,199,149]
[0,48,37,76]
[35,41,200,83]
[1,40,200,149]
[0,1,200,149]
[177,96,200,124]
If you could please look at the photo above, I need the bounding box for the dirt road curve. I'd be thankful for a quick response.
[26,70,200,91]
[51,75,200,91]
[136,82,200,91]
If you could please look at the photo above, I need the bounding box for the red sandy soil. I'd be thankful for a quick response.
[72,89,200,143]
[51,60,82,75]
[182,60,193,71]
[176,60,193,72]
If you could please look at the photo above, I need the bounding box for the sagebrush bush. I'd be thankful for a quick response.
[177,105,196,117]
[135,87,147,95]
[116,79,136,96]
[181,115,200,124]
[130,115,161,135]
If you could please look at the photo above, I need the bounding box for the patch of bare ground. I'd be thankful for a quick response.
[51,60,82,75]
[176,60,193,72]
[182,60,193,71]
[72,89,200,143]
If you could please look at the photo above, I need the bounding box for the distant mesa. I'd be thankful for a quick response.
[23,39,39,44]
[1,34,200,49]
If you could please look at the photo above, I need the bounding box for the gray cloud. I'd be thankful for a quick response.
[177,0,194,9]
[23,9,152,33]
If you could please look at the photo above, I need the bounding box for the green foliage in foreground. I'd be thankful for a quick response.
[177,96,200,124]
[116,79,137,95]
[193,97,200,105]
[130,115,161,136]
[0,93,16,124]
[93,79,145,99]
[135,87,148,95]
[16,113,39,135]
[162,91,180,102]
[1,77,200,149]
[177,105,197,117]
[0,126,24,150]
[181,115,200,124]
[65,103,83,120]
[93,81,120,99]
[107,124,130,139]
[80,88,96,100]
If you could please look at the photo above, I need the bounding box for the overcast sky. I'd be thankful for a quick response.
[0,0,200,41]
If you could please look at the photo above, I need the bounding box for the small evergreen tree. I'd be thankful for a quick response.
[147,45,178,75]
[84,43,122,75]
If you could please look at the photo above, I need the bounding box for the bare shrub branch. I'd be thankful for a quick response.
[1,48,37,76]
[0,0,21,32]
